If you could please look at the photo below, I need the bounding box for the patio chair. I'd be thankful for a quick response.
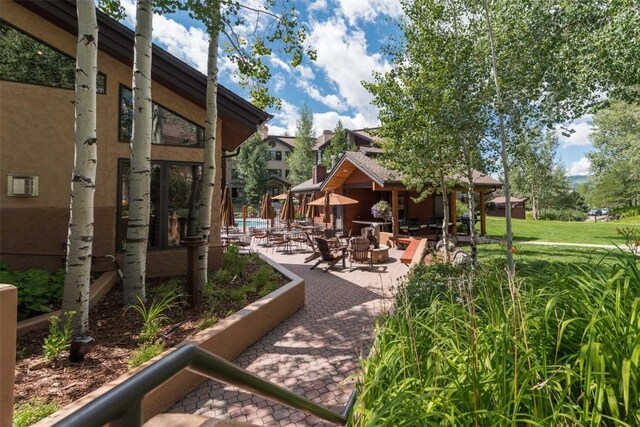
[311,237,346,271]
[323,228,337,239]
[250,227,269,246]
[303,232,321,263]
[348,237,372,271]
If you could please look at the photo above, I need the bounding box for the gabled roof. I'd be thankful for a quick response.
[16,0,271,150]
[320,150,501,191]
[290,178,321,193]
[490,196,528,207]
[268,175,291,187]
[266,135,295,150]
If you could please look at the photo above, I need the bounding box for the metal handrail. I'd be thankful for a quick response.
[53,344,347,427]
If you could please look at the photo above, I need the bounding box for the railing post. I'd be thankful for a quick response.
[0,284,17,427]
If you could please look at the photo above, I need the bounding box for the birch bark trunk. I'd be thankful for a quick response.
[463,147,478,265]
[61,0,98,336]
[197,28,220,288]
[482,0,515,274]
[439,169,451,262]
[123,0,153,305]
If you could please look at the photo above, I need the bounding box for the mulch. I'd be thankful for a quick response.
[14,265,287,408]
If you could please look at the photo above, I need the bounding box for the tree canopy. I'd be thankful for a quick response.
[322,120,350,168]
[234,133,269,206]
[287,104,316,186]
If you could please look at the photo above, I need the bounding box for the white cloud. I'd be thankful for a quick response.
[307,17,391,125]
[567,157,591,176]
[308,0,329,12]
[296,80,345,111]
[335,0,402,25]
[557,115,595,147]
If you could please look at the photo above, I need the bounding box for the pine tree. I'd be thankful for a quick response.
[322,120,350,168]
[236,133,269,206]
[287,104,316,185]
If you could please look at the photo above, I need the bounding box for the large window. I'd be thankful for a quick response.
[119,85,204,147]
[269,150,282,161]
[117,159,202,251]
[267,169,282,178]
[0,21,106,93]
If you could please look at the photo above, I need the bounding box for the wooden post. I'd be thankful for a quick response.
[480,191,486,236]
[450,191,457,236]
[0,285,17,427]
[392,189,399,235]
[180,236,205,307]
[241,205,247,234]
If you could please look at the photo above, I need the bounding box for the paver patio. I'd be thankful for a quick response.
[170,243,408,426]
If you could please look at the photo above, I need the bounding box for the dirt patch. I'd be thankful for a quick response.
[14,257,287,408]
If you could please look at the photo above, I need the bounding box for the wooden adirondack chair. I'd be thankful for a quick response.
[303,232,320,263]
[311,237,346,271]
[348,237,372,271]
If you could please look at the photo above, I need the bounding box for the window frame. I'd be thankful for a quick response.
[117,84,204,148]
[0,20,107,94]
[116,158,203,252]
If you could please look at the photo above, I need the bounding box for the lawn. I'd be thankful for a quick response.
[477,243,618,273]
[485,216,637,245]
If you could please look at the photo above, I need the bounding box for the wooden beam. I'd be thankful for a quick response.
[392,189,399,235]
[480,191,486,236]
[449,191,457,236]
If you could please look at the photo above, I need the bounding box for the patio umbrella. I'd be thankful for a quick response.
[308,192,359,206]
[300,194,308,218]
[260,193,274,220]
[220,184,236,234]
[322,191,331,224]
[305,202,315,222]
[280,190,296,228]
[271,193,288,200]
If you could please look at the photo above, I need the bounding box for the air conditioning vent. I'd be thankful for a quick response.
[7,175,38,196]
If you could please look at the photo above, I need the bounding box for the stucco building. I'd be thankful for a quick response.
[0,0,269,276]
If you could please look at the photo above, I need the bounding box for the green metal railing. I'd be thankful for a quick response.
[52,344,350,426]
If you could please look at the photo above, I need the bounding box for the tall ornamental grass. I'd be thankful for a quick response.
[352,244,639,426]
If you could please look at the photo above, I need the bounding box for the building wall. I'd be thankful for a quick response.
[0,1,224,275]
[488,205,526,219]
[224,137,291,200]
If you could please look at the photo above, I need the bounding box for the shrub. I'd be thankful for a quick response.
[0,264,64,320]
[13,400,59,427]
[353,249,640,426]
[128,341,165,369]
[198,312,219,330]
[42,311,74,363]
[251,265,281,296]
[126,293,183,343]
[538,208,587,221]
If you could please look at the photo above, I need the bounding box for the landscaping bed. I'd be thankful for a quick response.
[13,248,287,412]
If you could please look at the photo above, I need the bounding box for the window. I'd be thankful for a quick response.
[269,151,282,161]
[267,169,282,178]
[0,21,106,93]
[119,86,204,147]
[231,187,240,199]
[117,159,202,251]
[285,169,291,178]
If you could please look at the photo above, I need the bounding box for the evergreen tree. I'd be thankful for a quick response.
[322,120,350,168]
[287,104,316,185]
[235,133,269,206]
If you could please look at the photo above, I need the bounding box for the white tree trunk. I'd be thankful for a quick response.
[482,0,514,274]
[439,169,451,262]
[463,147,478,265]
[197,30,220,288]
[61,0,98,336]
[123,0,153,305]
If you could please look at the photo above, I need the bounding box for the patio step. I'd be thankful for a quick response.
[145,413,257,427]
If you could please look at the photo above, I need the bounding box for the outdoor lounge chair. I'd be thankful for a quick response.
[348,237,372,271]
[311,237,346,271]
[303,232,321,263]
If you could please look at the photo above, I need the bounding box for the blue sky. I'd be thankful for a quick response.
[116,0,593,176]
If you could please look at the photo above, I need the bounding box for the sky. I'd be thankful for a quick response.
[116,0,594,176]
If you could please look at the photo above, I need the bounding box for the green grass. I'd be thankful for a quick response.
[13,400,59,427]
[485,216,636,245]
[477,243,618,271]
[128,342,165,369]
[352,248,640,425]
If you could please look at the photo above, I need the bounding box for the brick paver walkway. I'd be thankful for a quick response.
[170,244,408,426]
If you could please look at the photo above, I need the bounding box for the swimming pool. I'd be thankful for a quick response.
[235,218,274,229]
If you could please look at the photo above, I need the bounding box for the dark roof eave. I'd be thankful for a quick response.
[16,0,271,133]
